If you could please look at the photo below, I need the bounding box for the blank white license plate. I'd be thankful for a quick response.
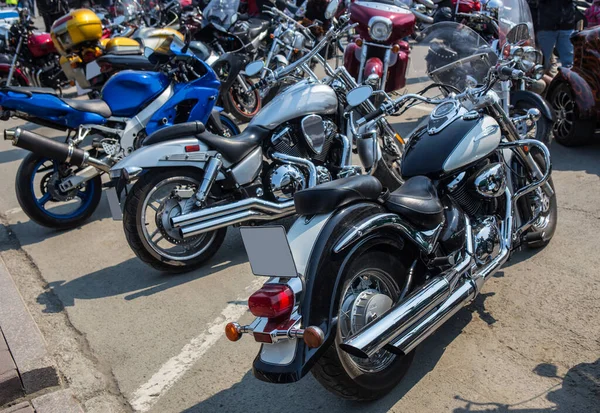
[240,226,298,278]
[85,60,101,80]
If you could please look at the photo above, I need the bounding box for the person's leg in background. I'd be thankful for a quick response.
[42,13,53,32]
[27,0,36,17]
[537,30,560,72]
[556,30,575,67]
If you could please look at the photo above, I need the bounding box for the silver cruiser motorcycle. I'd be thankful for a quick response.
[109,20,403,273]
[225,27,557,399]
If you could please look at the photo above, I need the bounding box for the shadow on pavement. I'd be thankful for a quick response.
[549,141,600,177]
[452,359,600,413]
[182,295,495,413]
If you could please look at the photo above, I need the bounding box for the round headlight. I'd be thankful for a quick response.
[368,16,392,42]
[511,46,524,58]
[533,64,545,80]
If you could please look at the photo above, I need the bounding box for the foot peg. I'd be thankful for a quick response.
[523,231,545,243]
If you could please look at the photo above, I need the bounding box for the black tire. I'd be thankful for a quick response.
[311,251,415,401]
[123,169,227,273]
[512,100,552,144]
[226,77,262,123]
[548,82,595,146]
[523,151,558,248]
[16,153,102,229]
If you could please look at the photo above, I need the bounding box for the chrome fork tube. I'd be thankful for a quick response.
[357,44,367,84]
[7,36,23,86]
[380,48,391,92]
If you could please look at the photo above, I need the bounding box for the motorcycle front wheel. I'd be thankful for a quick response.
[123,170,227,273]
[16,153,103,229]
[226,77,262,123]
[311,251,415,401]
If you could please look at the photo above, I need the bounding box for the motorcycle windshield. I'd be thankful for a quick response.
[498,0,535,47]
[203,0,240,30]
[409,22,497,92]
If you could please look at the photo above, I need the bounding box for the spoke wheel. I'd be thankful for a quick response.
[549,83,594,146]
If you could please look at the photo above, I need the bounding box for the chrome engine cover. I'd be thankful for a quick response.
[473,162,507,198]
[316,166,332,185]
[268,164,307,202]
[472,216,500,265]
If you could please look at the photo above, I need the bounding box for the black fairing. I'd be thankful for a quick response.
[401,117,478,179]
[253,202,407,383]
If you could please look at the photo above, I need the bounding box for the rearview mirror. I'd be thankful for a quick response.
[506,23,530,45]
[346,85,373,107]
[325,0,340,19]
[245,61,265,77]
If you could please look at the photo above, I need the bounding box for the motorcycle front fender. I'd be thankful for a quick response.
[0,63,29,86]
[211,52,248,94]
[547,68,597,120]
[252,202,407,384]
[510,90,555,122]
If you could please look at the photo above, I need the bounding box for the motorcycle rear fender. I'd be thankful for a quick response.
[510,90,555,122]
[547,68,597,120]
[0,63,29,85]
[252,202,408,383]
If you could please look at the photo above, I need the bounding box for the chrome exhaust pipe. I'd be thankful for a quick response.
[172,197,295,228]
[341,189,514,359]
[178,199,296,238]
[339,218,475,359]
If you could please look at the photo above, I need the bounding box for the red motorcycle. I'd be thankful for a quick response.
[343,0,415,92]
[0,9,67,89]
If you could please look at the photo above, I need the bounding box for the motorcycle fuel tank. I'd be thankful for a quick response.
[27,32,57,58]
[249,81,338,130]
[401,113,501,179]
[101,70,170,117]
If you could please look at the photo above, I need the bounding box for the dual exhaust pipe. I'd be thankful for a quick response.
[172,197,296,238]
[4,128,111,172]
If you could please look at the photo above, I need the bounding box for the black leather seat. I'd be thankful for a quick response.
[143,121,207,146]
[143,122,268,164]
[248,18,270,38]
[1,86,58,96]
[97,54,155,71]
[294,175,383,216]
[385,176,444,230]
[196,125,268,163]
[62,99,112,118]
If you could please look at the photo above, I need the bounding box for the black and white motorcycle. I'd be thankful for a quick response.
[225,24,557,400]
[108,19,403,273]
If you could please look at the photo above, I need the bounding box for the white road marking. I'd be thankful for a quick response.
[129,279,264,412]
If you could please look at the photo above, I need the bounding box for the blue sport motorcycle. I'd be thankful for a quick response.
[2,36,239,229]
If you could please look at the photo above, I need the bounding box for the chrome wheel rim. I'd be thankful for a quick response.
[141,176,216,261]
[551,89,574,139]
[338,269,399,373]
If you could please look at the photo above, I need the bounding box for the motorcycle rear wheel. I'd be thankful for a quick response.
[311,251,415,400]
[16,153,102,229]
[123,170,227,273]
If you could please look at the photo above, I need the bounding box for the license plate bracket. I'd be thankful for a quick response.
[240,226,298,278]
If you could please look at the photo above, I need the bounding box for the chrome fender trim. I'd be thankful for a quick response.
[333,213,444,254]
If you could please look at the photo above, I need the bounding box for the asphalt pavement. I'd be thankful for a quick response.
[0,59,598,413]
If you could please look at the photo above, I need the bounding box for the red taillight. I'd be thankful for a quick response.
[248,284,294,319]
[184,144,200,152]
[474,0,481,11]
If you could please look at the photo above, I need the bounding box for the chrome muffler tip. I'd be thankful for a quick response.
[4,128,20,143]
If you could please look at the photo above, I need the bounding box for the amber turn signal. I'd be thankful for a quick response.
[391,44,400,54]
[355,38,363,47]
[303,326,324,349]
[270,33,275,39]
[225,322,242,342]
[395,133,405,145]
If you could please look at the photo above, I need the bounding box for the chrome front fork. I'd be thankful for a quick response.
[357,44,368,84]
[7,36,23,86]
